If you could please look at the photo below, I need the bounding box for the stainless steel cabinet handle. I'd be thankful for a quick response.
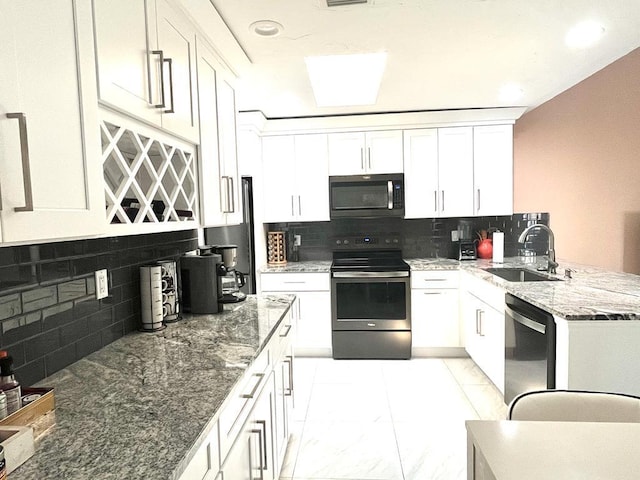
[298,195,302,216]
[256,420,268,471]
[6,113,34,212]
[441,190,445,212]
[228,177,235,213]
[360,147,364,170]
[220,176,229,213]
[477,188,481,212]
[422,292,442,295]
[279,324,292,337]
[434,191,438,212]
[367,147,371,170]
[478,310,485,336]
[284,355,294,396]
[164,57,175,114]
[291,195,295,216]
[475,309,480,335]
[251,428,265,479]
[241,372,264,399]
[151,50,166,109]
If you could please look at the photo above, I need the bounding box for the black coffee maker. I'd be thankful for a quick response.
[213,245,247,303]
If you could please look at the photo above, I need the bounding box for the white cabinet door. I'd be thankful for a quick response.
[155,0,199,142]
[473,125,513,216]
[262,136,296,223]
[295,292,332,356]
[0,0,104,243]
[403,129,439,218]
[196,41,223,227]
[328,130,403,175]
[411,289,461,348]
[438,127,474,217]
[366,130,404,174]
[93,0,156,124]
[251,373,276,480]
[327,132,365,175]
[217,79,243,225]
[294,134,330,221]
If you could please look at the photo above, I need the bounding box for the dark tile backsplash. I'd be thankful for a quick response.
[0,230,198,386]
[268,213,550,261]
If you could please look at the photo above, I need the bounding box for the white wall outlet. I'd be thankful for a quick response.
[451,230,459,242]
[294,235,301,246]
[95,269,109,300]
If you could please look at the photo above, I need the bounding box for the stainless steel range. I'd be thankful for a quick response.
[330,236,411,359]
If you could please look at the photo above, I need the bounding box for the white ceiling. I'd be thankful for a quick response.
[210,0,640,119]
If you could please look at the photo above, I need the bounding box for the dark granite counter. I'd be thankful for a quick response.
[10,294,295,480]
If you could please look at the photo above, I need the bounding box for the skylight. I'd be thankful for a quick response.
[304,52,387,107]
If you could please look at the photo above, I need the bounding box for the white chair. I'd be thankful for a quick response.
[507,390,640,422]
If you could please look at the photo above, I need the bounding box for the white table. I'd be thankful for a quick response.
[466,420,640,480]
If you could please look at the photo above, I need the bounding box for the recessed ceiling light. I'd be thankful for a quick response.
[305,52,387,107]
[498,84,524,103]
[250,20,284,37]
[565,20,605,49]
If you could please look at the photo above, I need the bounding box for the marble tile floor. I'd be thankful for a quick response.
[279,357,508,480]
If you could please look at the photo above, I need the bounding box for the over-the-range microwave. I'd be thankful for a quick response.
[329,173,405,218]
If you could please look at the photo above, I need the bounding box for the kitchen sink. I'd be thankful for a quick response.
[484,268,562,282]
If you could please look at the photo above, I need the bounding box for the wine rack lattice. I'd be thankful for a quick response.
[100,119,198,225]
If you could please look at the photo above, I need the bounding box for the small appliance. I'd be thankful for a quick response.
[329,173,404,218]
[180,252,222,314]
[212,245,247,303]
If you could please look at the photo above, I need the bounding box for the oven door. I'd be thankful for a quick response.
[331,271,410,331]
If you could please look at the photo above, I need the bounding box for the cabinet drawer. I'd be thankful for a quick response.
[178,422,219,480]
[460,270,505,311]
[411,270,459,289]
[274,309,294,357]
[219,347,271,461]
[261,272,330,292]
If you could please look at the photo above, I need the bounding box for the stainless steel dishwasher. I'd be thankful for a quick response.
[504,293,556,404]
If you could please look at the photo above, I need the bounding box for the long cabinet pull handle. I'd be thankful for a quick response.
[251,428,265,479]
[477,188,481,212]
[220,176,228,213]
[6,113,34,212]
[360,147,364,170]
[367,147,371,170]
[478,310,485,336]
[441,190,445,212]
[151,50,166,109]
[256,420,268,470]
[284,355,294,396]
[434,191,437,212]
[291,195,295,216]
[228,177,235,213]
[164,57,175,114]
[241,372,264,399]
[298,195,302,216]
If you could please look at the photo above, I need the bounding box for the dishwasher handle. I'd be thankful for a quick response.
[506,304,546,334]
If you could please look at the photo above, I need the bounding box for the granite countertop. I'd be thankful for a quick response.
[258,257,640,320]
[260,260,332,273]
[10,294,295,480]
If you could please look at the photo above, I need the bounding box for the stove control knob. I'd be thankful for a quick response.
[335,239,342,245]
[393,238,399,244]
[344,239,350,245]
[385,238,391,244]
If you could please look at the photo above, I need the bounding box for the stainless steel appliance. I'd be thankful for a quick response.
[331,237,411,359]
[504,293,556,404]
[180,252,222,314]
[329,173,404,218]
[212,245,247,303]
[205,177,256,295]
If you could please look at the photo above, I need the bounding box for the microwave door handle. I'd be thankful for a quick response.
[388,181,393,209]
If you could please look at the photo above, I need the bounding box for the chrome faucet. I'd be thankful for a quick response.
[518,224,559,274]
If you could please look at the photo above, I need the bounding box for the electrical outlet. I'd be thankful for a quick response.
[95,269,109,299]
[451,230,459,242]
[294,235,301,246]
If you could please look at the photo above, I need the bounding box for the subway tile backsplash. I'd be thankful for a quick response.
[268,213,550,261]
[0,230,198,386]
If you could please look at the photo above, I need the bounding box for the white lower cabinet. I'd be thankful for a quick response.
[411,270,461,354]
[260,272,332,356]
[460,271,505,393]
[178,422,220,480]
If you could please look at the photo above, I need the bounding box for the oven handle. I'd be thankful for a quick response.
[506,304,546,334]
[332,271,409,278]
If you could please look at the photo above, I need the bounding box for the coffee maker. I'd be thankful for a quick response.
[212,245,247,303]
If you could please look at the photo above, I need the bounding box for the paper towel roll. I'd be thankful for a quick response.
[492,231,504,263]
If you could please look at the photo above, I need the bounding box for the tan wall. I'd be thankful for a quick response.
[514,47,640,274]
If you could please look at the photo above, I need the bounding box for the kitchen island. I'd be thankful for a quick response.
[10,294,295,480]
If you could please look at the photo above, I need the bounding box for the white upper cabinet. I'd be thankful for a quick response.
[403,129,439,218]
[0,0,104,243]
[473,125,513,216]
[196,40,241,226]
[262,134,329,223]
[93,0,199,142]
[437,127,475,217]
[328,130,403,175]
